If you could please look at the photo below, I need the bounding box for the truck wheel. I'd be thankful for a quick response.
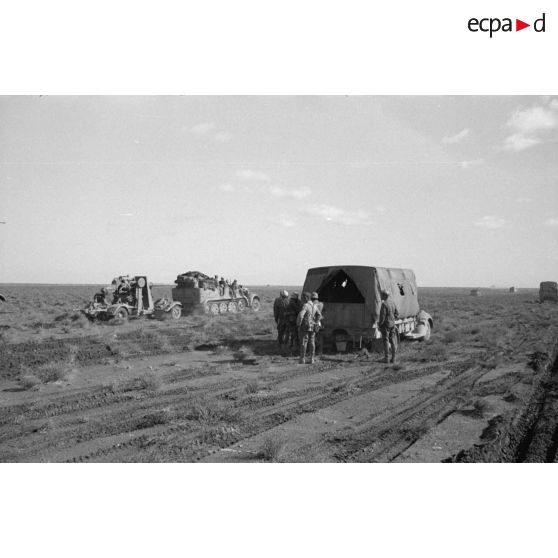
[420,322,431,342]
[114,307,129,321]
[251,298,261,312]
[237,299,246,312]
[170,305,182,320]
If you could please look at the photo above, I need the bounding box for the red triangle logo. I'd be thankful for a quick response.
[516,19,530,31]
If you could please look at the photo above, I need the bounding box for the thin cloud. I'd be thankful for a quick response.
[190,122,231,143]
[459,159,484,169]
[237,169,270,182]
[502,99,558,151]
[270,216,296,228]
[443,128,470,144]
[503,133,541,152]
[302,204,373,226]
[268,186,311,199]
[544,218,558,227]
[214,131,231,143]
[474,216,509,229]
[190,122,216,135]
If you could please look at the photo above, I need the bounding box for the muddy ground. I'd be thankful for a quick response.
[1,286,557,462]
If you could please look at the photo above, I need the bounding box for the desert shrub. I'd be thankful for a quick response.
[443,331,459,344]
[20,374,41,390]
[419,341,449,362]
[185,398,240,425]
[233,345,254,362]
[259,435,284,462]
[35,362,69,383]
[245,379,260,394]
[136,407,176,429]
[110,371,162,392]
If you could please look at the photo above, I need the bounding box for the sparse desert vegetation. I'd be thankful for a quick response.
[0,285,557,462]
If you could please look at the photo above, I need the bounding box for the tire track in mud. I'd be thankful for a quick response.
[75,359,476,463]
[447,341,558,463]
[336,365,485,462]
[1,355,477,463]
[0,358,349,461]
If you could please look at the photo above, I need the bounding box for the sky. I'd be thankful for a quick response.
[0,95,557,287]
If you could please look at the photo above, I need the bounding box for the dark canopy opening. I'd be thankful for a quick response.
[317,270,365,303]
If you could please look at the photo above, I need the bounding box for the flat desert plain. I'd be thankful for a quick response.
[1,285,557,463]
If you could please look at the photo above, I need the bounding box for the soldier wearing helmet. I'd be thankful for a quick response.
[285,292,302,352]
[296,291,323,364]
[273,290,290,346]
[378,288,399,364]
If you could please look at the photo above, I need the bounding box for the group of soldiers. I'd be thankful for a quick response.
[273,288,399,365]
[273,290,324,364]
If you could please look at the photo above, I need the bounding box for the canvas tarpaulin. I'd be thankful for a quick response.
[303,265,420,328]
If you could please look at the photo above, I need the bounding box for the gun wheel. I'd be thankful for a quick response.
[113,307,129,321]
[170,305,182,319]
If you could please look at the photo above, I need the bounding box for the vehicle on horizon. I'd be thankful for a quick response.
[301,265,433,351]
[539,281,558,303]
[171,271,261,315]
[82,275,182,321]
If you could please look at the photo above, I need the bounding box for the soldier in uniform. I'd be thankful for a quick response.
[285,292,302,353]
[273,290,290,347]
[377,289,399,364]
[296,292,323,364]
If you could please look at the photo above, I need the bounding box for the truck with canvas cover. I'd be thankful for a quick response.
[539,281,558,303]
[301,265,433,351]
[172,271,261,315]
[82,275,182,321]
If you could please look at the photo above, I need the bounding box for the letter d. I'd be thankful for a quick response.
[534,13,545,32]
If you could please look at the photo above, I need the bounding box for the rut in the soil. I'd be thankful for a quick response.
[62,360,471,463]
[447,342,558,463]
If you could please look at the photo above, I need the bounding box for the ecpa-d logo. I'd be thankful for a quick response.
[468,13,546,37]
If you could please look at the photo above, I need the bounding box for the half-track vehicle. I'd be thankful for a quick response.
[83,275,182,321]
[172,271,260,315]
[301,265,433,351]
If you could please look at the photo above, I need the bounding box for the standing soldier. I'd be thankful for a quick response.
[296,292,323,364]
[377,289,399,364]
[273,290,290,346]
[285,292,302,353]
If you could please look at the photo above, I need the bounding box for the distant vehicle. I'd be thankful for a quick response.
[172,271,260,315]
[301,265,433,351]
[539,281,558,303]
[83,275,182,321]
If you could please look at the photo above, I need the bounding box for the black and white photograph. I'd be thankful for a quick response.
[1,95,557,463]
[1,2,557,557]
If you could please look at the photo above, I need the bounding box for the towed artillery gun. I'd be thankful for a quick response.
[301,265,433,352]
[83,275,182,321]
[172,271,261,315]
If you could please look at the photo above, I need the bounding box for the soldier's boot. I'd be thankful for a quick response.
[309,340,316,364]
[299,342,307,364]
[382,349,389,364]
